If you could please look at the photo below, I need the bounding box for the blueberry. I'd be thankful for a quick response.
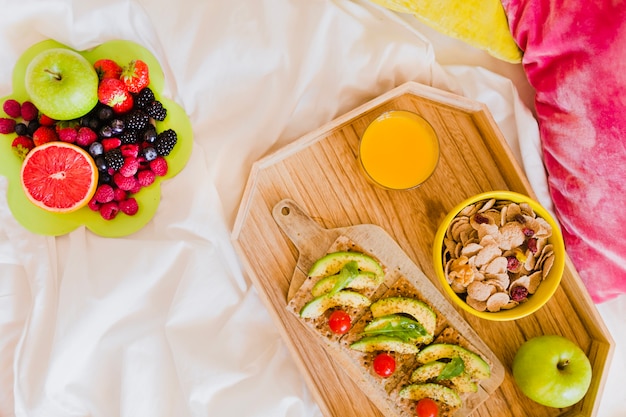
[27,121,39,136]
[88,118,100,130]
[14,123,28,136]
[143,126,157,143]
[89,141,104,157]
[98,106,114,121]
[110,119,125,134]
[143,146,158,161]
[99,125,113,138]
[94,155,107,171]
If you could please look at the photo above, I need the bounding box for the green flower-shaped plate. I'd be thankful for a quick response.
[0,39,192,237]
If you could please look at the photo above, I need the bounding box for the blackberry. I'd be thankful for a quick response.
[120,129,139,144]
[146,100,167,121]
[125,109,149,131]
[155,129,177,156]
[104,148,124,171]
[135,87,155,108]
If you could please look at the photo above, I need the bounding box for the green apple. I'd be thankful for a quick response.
[512,335,592,408]
[25,48,99,120]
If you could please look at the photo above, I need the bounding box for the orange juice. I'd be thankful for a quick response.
[359,110,439,190]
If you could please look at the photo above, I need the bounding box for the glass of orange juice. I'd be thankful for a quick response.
[358,110,439,190]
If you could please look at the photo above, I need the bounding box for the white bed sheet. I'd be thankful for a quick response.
[0,1,623,416]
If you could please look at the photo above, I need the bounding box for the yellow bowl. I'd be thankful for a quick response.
[432,191,565,321]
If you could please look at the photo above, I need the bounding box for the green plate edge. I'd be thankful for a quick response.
[0,39,193,238]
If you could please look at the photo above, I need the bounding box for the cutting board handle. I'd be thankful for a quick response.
[272,199,337,253]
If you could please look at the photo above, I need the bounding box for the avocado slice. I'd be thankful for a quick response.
[362,314,430,344]
[398,383,462,409]
[307,251,384,282]
[415,344,491,380]
[350,334,419,354]
[369,297,436,341]
[311,270,380,297]
[300,290,371,319]
[410,361,478,393]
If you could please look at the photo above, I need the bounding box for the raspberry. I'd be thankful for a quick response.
[102,137,122,152]
[76,127,98,147]
[87,197,100,211]
[119,156,139,177]
[99,201,119,220]
[149,156,168,176]
[0,117,16,134]
[155,129,177,156]
[113,172,138,191]
[118,197,138,216]
[113,187,127,202]
[3,99,21,118]
[137,169,155,187]
[57,126,78,143]
[120,143,139,158]
[20,101,38,121]
[94,184,115,203]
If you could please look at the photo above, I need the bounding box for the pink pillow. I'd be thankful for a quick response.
[501,0,626,303]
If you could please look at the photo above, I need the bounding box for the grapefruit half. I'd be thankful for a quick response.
[20,141,98,213]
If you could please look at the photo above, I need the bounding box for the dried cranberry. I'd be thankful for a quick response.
[522,227,535,237]
[527,238,538,254]
[507,256,520,271]
[474,213,489,224]
[511,286,529,302]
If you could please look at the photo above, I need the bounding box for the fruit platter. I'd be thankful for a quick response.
[0,39,192,237]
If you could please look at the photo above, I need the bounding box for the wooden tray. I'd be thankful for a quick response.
[231,81,614,417]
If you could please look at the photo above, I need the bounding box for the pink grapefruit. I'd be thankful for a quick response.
[20,141,98,213]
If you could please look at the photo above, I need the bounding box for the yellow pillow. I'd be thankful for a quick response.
[369,0,522,63]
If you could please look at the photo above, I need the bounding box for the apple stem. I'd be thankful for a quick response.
[44,69,62,81]
[557,359,570,370]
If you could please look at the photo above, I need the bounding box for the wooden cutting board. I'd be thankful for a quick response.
[273,198,505,416]
[231,81,614,417]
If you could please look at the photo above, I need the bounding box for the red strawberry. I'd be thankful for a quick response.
[32,126,58,146]
[98,78,134,114]
[39,114,56,126]
[94,59,123,80]
[76,127,98,147]
[120,59,150,93]
[11,136,35,159]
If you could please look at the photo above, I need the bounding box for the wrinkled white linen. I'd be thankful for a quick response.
[0,0,624,416]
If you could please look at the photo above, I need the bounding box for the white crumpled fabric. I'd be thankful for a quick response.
[0,0,624,416]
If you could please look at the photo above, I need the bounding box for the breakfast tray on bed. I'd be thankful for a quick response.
[231,81,614,417]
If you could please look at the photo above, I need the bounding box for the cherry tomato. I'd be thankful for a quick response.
[372,353,396,378]
[328,310,351,334]
[415,398,439,417]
